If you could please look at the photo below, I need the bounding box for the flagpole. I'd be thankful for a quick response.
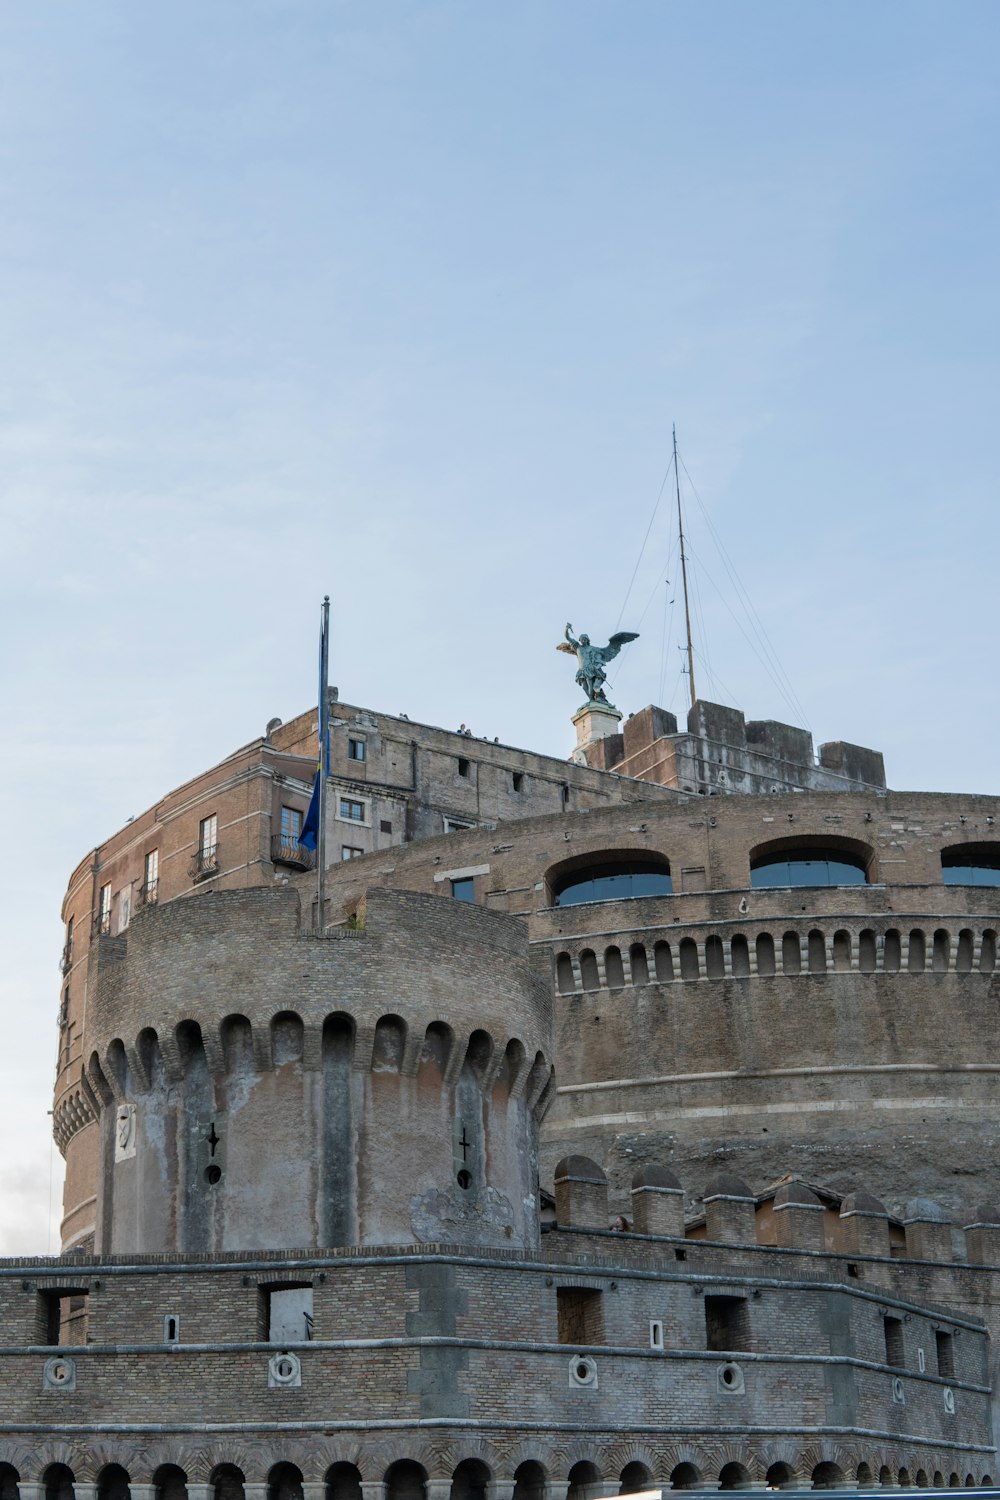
[317,595,330,933]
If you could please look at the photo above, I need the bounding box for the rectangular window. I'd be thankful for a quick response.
[457,757,470,778]
[884,1315,905,1367]
[649,1319,664,1350]
[341,846,363,860]
[347,738,365,762]
[705,1295,751,1353]
[380,819,392,834]
[97,883,112,935]
[556,1287,604,1345]
[512,771,524,792]
[339,798,365,822]
[443,817,475,834]
[260,1283,314,1343]
[451,877,475,903]
[143,849,159,902]
[936,1329,955,1377]
[280,807,302,845]
[200,814,218,855]
[37,1289,89,1346]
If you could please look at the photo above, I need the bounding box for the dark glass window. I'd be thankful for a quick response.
[348,738,365,761]
[555,867,673,907]
[943,865,1000,887]
[451,877,475,902]
[750,852,867,889]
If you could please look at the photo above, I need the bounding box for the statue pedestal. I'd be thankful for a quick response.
[571,702,623,765]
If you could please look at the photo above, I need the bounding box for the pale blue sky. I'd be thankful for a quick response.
[2,2,998,1250]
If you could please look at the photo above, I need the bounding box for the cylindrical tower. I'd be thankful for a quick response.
[81,885,554,1255]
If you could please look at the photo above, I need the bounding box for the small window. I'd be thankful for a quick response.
[200,814,218,856]
[936,1330,955,1377]
[64,916,74,967]
[339,798,365,822]
[280,806,302,845]
[451,877,475,903]
[261,1283,314,1343]
[457,757,470,778]
[705,1295,751,1353]
[649,1319,664,1350]
[512,771,524,793]
[341,845,363,860]
[884,1315,904,1367]
[557,1286,603,1345]
[380,819,392,834]
[38,1289,89,1346]
[561,783,570,806]
[443,816,475,834]
[143,848,159,902]
[348,738,365,762]
[163,1314,180,1343]
[97,883,112,934]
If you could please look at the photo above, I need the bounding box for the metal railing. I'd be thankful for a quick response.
[271,834,315,872]
[191,844,220,881]
[137,879,159,907]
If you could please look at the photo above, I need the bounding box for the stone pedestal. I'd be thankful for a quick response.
[571,703,623,765]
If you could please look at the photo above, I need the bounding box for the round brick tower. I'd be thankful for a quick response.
[81,886,554,1256]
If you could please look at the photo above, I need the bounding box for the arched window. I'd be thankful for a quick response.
[326,1465,362,1500]
[942,844,1000,887]
[749,840,871,889]
[512,1464,547,1500]
[385,1464,426,1500]
[550,852,672,907]
[0,1468,19,1500]
[451,1462,491,1500]
[153,1467,187,1500]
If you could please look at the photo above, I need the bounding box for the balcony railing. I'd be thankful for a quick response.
[191,844,220,882]
[137,880,159,907]
[271,835,316,872]
[59,944,73,974]
[93,910,111,937]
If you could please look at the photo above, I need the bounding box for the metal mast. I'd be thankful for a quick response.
[316,595,330,933]
[674,424,697,707]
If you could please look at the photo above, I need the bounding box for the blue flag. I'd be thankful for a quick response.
[299,765,321,851]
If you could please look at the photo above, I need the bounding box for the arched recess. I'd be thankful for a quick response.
[858,930,876,974]
[512,1463,547,1500]
[495,1037,527,1098]
[898,1469,912,1488]
[812,1464,844,1490]
[782,932,801,976]
[556,953,576,993]
[268,1464,304,1500]
[705,936,725,979]
[981,931,997,973]
[630,944,649,985]
[105,1038,129,1098]
[0,1467,19,1500]
[884,929,901,973]
[43,1467,75,1500]
[756,933,776,977]
[933,930,950,972]
[220,1015,254,1071]
[881,1469,895,1488]
[579,950,600,991]
[718,1463,752,1490]
[567,1464,602,1500]
[679,938,699,980]
[605,946,625,988]
[271,1011,304,1066]
[546,848,673,907]
[932,1473,944,1489]
[731,935,750,978]
[137,1026,164,1087]
[464,1029,495,1083]
[856,1464,873,1487]
[211,1466,246,1500]
[832,930,852,971]
[956,930,975,974]
[808,930,827,973]
[620,1462,653,1494]
[97,1467,131,1500]
[451,1460,491,1500]
[908,929,926,973]
[153,1466,187,1500]
[654,941,674,982]
[419,1021,454,1080]
[384,1462,427,1500]
[669,1465,701,1491]
[326,1466,362,1500]
[748,835,874,888]
[372,1015,407,1072]
[915,1472,929,1489]
[765,1464,795,1490]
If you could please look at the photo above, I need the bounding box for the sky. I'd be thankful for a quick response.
[1,1,998,1254]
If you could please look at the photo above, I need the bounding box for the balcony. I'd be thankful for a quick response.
[137,880,159,908]
[271,835,316,872]
[191,844,220,882]
[59,944,73,974]
[92,911,111,938]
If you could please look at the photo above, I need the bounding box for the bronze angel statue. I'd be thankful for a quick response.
[557,622,639,706]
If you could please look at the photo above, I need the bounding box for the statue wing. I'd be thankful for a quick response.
[601,630,639,662]
[556,642,576,654]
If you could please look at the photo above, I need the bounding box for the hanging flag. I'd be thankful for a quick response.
[300,597,331,854]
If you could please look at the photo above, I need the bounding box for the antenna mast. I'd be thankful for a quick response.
[674,424,697,708]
